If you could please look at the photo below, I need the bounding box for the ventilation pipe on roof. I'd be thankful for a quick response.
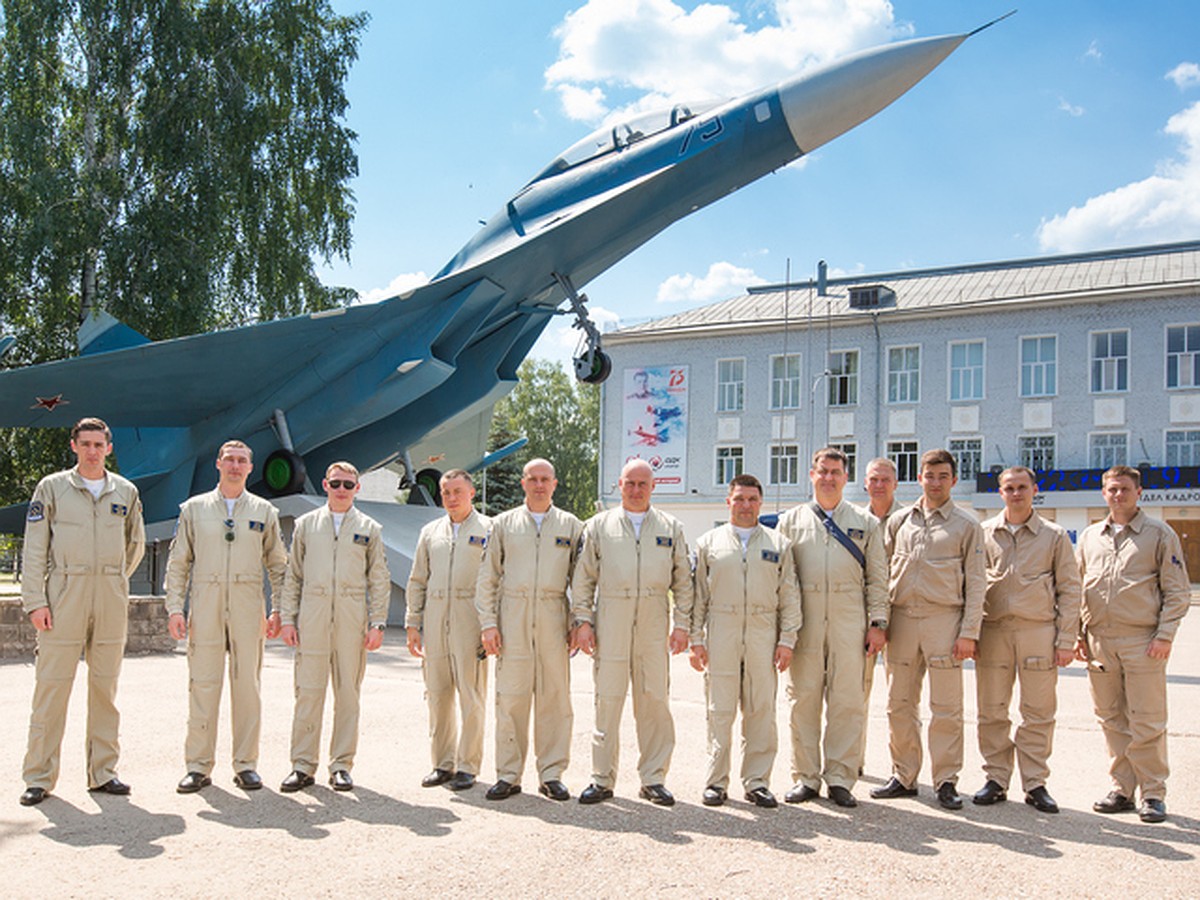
[817,260,827,297]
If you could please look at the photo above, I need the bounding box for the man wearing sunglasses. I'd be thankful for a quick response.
[165,439,287,794]
[277,462,390,793]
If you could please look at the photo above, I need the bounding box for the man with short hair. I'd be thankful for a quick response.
[19,418,145,806]
[778,448,887,808]
[972,466,1079,814]
[476,458,583,801]
[406,469,491,791]
[166,439,287,793]
[278,462,391,793]
[1076,465,1191,823]
[858,457,903,773]
[572,458,693,806]
[690,474,800,808]
[872,448,985,810]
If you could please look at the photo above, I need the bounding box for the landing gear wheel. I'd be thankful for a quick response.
[263,449,307,496]
[576,349,612,384]
[414,467,443,506]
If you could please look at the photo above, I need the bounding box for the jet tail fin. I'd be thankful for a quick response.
[78,311,152,356]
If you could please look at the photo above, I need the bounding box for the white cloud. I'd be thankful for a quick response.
[1084,40,1102,63]
[546,0,909,123]
[656,261,768,304]
[1037,101,1200,252]
[357,272,430,304]
[1167,61,1200,90]
[1058,97,1084,117]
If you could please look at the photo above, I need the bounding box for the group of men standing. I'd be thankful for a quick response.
[15,419,1193,826]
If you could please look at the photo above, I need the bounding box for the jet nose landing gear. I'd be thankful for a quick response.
[555,271,611,384]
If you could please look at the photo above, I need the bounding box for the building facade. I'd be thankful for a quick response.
[599,241,1200,573]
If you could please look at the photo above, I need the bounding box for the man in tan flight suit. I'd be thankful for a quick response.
[1076,465,1191,823]
[406,469,491,791]
[572,458,693,806]
[972,466,1079,814]
[477,458,583,801]
[871,448,985,810]
[858,457,903,774]
[19,418,145,807]
[166,439,287,793]
[778,448,887,809]
[689,474,800,809]
[278,462,391,792]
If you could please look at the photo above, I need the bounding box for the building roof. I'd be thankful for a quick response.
[610,240,1200,340]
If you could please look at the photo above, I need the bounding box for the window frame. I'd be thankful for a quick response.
[886,343,921,405]
[1018,434,1057,472]
[768,353,802,411]
[1089,328,1129,394]
[886,440,920,483]
[1019,334,1058,398]
[1165,322,1200,390]
[947,338,986,402]
[827,348,860,407]
[714,445,744,486]
[768,443,801,486]
[715,357,745,413]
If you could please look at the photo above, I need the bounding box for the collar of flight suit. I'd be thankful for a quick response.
[913,496,957,524]
[988,509,1043,537]
[67,467,113,497]
[1101,507,1147,536]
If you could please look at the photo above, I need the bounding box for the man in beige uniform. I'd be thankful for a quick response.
[166,440,287,793]
[406,469,491,791]
[778,448,887,809]
[19,418,145,806]
[279,462,391,792]
[972,466,1080,814]
[1076,465,1191,823]
[477,458,583,801]
[871,449,985,810]
[572,459,693,806]
[690,474,800,809]
[858,457,903,774]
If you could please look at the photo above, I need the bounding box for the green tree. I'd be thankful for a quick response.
[0,0,365,505]
[488,359,600,521]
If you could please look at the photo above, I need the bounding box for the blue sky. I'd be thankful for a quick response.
[320,0,1200,365]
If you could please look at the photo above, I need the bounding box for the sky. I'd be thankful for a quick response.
[319,0,1200,367]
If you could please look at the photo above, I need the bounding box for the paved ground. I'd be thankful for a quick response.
[2,608,1199,898]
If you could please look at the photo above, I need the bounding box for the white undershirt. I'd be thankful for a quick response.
[625,510,647,539]
[332,512,345,536]
[224,496,239,517]
[1005,521,1022,535]
[82,476,105,500]
[530,510,547,531]
[452,521,461,539]
[733,525,755,555]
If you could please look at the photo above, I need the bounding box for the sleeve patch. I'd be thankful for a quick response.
[26,501,44,522]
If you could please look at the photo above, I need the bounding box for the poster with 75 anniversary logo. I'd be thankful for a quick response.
[621,366,688,493]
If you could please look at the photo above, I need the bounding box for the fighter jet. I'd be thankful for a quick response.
[0,16,1009,535]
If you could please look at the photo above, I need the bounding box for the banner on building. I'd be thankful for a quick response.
[621,365,688,493]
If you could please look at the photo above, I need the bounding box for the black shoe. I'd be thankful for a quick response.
[329,770,353,792]
[639,784,675,806]
[1139,798,1167,823]
[19,787,47,806]
[870,776,917,800]
[233,770,263,791]
[745,787,778,809]
[936,782,963,810]
[1025,786,1058,814]
[828,785,858,808]
[539,780,570,801]
[176,772,211,794]
[448,772,476,792]
[485,779,521,801]
[281,770,315,792]
[702,785,727,807]
[972,780,1007,806]
[88,778,131,796]
[579,783,613,805]
[421,768,454,788]
[1093,791,1136,814]
[784,783,820,803]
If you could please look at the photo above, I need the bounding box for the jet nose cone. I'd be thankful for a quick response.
[779,33,967,155]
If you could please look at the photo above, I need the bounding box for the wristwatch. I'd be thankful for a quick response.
[371,623,386,631]
[870,619,888,630]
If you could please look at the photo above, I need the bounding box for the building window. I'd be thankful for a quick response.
[948,438,983,482]
[717,358,744,412]
[1089,433,1129,469]
[769,444,800,485]
[949,340,985,401]
[1019,435,1056,472]
[1091,330,1128,393]
[887,345,920,404]
[887,440,919,483]
[1166,429,1200,466]
[769,354,801,410]
[827,350,858,406]
[1167,324,1200,389]
[828,442,857,481]
[715,446,744,484]
[1020,335,1057,397]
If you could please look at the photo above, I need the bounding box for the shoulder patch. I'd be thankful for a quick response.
[469,535,487,547]
[761,549,780,563]
[656,536,673,547]
[26,501,44,522]
[248,520,266,532]
[353,533,370,545]
[555,536,573,547]
[1172,554,1183,568]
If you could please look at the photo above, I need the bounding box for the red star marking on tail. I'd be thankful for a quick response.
[32,394,69,411]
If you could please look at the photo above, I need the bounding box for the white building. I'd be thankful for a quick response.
[599,240,1200,573]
